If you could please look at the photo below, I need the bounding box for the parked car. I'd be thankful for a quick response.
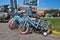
[45,14,58,17]
[0,12,8,21]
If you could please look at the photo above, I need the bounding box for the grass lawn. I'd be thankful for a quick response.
[41,18,60,32]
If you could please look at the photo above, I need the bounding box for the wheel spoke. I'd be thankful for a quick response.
[18,22,29,34]
[20,21,27,32]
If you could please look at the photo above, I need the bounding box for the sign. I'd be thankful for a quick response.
[24,0,37,6]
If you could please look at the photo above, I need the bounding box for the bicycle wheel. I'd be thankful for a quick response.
[18,22,29,34]
[39,21,52,36]
[47,24,52,34]
[8,18,15,29]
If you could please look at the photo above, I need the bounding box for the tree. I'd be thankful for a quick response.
[44,9,60,14]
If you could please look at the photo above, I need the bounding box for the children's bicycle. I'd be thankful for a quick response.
[8,0,52,36]
[8,7,52,36]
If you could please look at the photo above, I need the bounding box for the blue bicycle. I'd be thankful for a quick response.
[8,8,51,36]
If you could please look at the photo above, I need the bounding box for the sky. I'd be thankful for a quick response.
[0,0,60,10]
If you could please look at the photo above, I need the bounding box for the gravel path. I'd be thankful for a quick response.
[0,23,60,40]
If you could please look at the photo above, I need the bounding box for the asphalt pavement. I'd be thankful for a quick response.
[0,23,60,40]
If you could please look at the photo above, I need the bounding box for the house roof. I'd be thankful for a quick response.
[18,6,37,11]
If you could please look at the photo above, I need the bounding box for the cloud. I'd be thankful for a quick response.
[38,8,48,10]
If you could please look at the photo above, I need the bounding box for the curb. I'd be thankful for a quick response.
[52,30,60,36]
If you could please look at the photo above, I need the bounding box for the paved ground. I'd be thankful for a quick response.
[0,23,60,40]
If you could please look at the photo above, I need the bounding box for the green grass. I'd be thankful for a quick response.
[41,18,60,32]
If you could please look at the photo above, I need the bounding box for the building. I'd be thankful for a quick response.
[37,10,44,17]
[18,6,37,12]
[8,5,44,17]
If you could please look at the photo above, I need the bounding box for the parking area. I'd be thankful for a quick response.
[0,23,60,40]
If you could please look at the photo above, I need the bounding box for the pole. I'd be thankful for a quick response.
[10,0,18,13]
